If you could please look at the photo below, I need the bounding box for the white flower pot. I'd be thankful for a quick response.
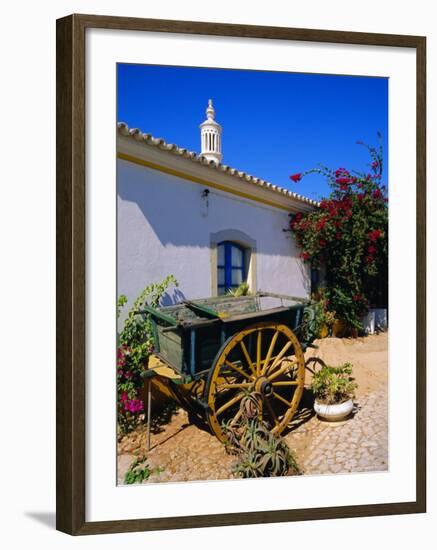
[314,398,354,421]
[373,308,388,331]
[361,311,375,334]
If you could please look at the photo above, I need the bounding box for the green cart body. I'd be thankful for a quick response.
[138,291,313,441]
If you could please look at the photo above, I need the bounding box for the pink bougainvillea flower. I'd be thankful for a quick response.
[124,399,144,413]
[290,173,302,183]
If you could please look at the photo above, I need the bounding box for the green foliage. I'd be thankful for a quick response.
[226,282,251,297]
[117,275,178,436]
[289,138,388,331]
[117,294,128,318]
[223,395,300,478]
[311,363,358,405]
[123,455,164,485]
[301,288,336,341]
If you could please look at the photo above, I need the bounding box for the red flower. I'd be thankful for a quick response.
[319,239,326,247]
[371,160,379,169]
[353,294,362,302]
[368,245,376,254]
[300,252,310,261]
[316,217,327,231]
[373,188,382,199]
[357,193,364,201]
[335,232,341,240]
[290,173,302,182]
[335,168,349,177]
[368,229,382,242]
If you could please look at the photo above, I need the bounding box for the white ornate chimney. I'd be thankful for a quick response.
[200,99,222,164]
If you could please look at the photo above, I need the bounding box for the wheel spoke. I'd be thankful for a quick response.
[215,391,244,416]
[239,340,256,375]
[218,382,252,390]
[272,380,299,387]
[266,341,293,374]
[256,330,262,375]
[230,407,244,427]
[224,360,251,380]
[272,391,293,408]
[268,359,297,382]
[261,330,279,375]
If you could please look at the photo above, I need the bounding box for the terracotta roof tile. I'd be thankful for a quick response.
[117,122,319,208]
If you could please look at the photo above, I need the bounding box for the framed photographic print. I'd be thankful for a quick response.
[56,14,426,535]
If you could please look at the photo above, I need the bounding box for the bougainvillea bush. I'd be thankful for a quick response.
[117,275,178,436]
[289,139,388,331]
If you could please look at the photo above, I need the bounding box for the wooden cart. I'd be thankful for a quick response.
[139,292,312,443]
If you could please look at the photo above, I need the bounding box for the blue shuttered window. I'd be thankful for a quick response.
[217,241,246,295]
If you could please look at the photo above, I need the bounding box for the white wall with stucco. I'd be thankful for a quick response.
[117,158,310,307]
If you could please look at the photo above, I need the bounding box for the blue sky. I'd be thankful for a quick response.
[117,64,388,201]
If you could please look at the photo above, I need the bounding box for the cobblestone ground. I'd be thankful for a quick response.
[285,388,388,475]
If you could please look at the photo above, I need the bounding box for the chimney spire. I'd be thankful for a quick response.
[200,99,222,164]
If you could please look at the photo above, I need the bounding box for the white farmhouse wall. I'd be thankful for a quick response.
[117,158,310,308]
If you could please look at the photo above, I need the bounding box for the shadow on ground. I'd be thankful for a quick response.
[24,511,56,529]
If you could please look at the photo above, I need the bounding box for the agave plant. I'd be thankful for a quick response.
[233,451,263,478]
[223,394,300,478]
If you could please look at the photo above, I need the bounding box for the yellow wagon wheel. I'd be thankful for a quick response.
[206,322,305,442]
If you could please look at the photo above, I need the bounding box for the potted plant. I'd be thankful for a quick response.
[324,310,337,337]
[311,363,357,421]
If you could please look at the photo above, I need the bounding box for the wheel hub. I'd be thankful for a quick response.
[255,377,273,397]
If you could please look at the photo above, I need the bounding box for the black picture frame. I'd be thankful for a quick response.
[56,13,426,535]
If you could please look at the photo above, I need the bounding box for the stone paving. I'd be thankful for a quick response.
[286,388,388,475]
